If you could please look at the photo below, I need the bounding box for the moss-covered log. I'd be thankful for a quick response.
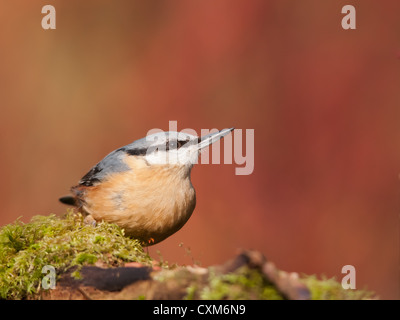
[0,213,376,300]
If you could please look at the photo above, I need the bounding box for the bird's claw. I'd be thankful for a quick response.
[83,215,97,227]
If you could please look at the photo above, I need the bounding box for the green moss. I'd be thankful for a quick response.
[0,211,151,299]
[71,270,82,280]
[74,253,98,265]
[185,284,197,300]
[197,269,375,300]
[301,275,375,300]
[0,211,377,300]
[199,267,284,300]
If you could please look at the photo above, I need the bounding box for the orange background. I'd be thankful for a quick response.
[0,1,399,299]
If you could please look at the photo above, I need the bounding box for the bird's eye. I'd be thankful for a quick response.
[167,139,190,150]
[177,139,190,148]
[167,141,177,150]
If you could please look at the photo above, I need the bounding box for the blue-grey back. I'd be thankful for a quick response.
[78,131,196,186]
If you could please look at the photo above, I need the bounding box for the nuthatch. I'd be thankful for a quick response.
[60,128,234,245]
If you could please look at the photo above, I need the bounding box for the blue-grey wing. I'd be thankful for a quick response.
[78,148,131,186]
[78,137,152,186]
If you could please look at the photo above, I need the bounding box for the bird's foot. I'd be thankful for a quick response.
[83,214,97,227]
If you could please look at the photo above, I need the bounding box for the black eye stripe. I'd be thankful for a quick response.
[124,147,148,156]
[124,138,195,155]
[166,139,191,150]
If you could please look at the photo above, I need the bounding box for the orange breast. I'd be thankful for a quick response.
[81,157,196,245]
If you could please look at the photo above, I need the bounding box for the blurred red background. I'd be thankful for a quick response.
[0,1,399,299]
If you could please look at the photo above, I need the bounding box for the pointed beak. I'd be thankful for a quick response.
[196,127,234,150]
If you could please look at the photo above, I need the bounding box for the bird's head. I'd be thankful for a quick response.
[137,128,234,167]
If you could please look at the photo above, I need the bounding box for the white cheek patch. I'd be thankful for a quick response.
[145,147,199,166]
[145,151,168,165]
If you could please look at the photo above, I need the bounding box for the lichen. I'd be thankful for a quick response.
[0,211,151,299]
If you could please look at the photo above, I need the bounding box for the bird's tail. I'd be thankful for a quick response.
[59,195,78,206]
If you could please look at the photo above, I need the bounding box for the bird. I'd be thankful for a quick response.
[59,128,234,246]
